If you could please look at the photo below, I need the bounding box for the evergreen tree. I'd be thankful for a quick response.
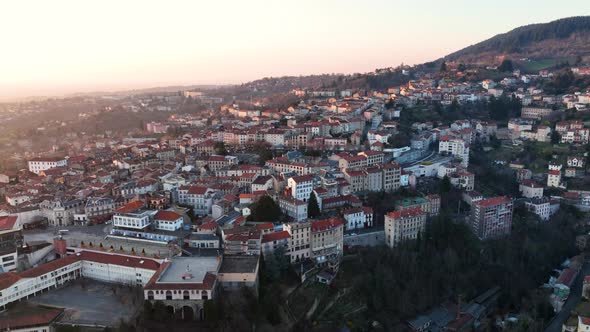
[498,59,513,72]
[248,195,282,222]
[307,191,320,219]
[439,61,447,72]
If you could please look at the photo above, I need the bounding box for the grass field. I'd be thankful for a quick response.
[519,57,577,73]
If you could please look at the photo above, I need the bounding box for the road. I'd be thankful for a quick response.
[545,261,590,332]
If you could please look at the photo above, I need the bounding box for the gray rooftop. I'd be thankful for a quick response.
[219,255,259,274]
[158,256,220,284]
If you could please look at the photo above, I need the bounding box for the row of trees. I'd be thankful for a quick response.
[336,204,581,329]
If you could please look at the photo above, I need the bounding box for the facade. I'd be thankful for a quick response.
[439,137,469,167]
[177,186,215,216]
[547,170,562,188]
[154,210,184,231]
[310,218,344,265]
[40,198,84,227]
[469,196,513,240]
[27,157,67,175]
[342,207,373,231]
[524,198,552,221]
[144,256,220,320]
[519,180,544,198]
[278,195,308,222]
[287,174,315,202]
[0,249,161,309]
[285,221,311,263]
[113,211,153,230]
[384,207,427,248]
[261,230,290,258]
[0,216,21,272]
[85,197,115,221]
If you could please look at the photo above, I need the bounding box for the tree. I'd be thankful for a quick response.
[457,63,466,72]
[440,61,447,72]
[307,191,320,219]
[439,175,451,195]
[551,130,561,144]
[247,195,282,222]
[214,142,228,155]
[498,59,514,72]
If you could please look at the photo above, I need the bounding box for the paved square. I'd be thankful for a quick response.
[29,279,141,327]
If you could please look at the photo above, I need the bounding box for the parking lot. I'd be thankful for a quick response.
[29,279,142,327]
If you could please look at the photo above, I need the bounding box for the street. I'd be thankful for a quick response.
[545,261,590,332]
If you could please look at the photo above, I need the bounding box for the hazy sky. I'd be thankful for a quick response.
[0,0,587,98]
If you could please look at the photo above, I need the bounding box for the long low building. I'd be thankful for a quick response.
[0,249,161,309]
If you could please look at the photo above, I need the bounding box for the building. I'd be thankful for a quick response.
[0,249,161,309]
[384,207,427,248]
[287,174,315,202]
[278,195,308,222]
[341,207,373,231]
[261,230,290,258]
[310,218,344,265]
[524,198,552,221]
[519,180,544,198]
[547,170,562,188]
[177,186,215,216]
[154,210,184,231]
[469,196,513,240]
[439,137,469,167]
[0,216,21,272]
[84,197,115,223]
[27,157,67,175]
[284,221,311,263]
[40,198,84,227]
[521,107,552,120]
[144,256,220,320]
[217,255,260,293]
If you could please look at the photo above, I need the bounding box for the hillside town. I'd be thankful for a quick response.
[0,59,590,331]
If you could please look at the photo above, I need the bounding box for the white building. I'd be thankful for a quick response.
[439,137,470,167]
[341,207,373,231]
[519,180,544,198]
[524,199,552,221]
[28,157,67,175]
[113,211,154,230]
[0,249,160,309]
[154,210,184,231]
[287,174,315,202]
[547,170,562,188]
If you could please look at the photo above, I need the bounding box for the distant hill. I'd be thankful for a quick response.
[445,16,590,66]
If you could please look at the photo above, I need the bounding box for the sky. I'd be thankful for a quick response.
[0,0,588,99]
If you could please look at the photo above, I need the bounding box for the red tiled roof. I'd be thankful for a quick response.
[187,186,208,195]
[199,222,217,230]
[154,210,182,221]
[115,200,144,213]
[255,223,274,231]
[262,230,291,243]
[19,254,80,278]
[474,196,511,207]
[548,170,561,176]
[0,216,18,231]
[290,174,314,183]
[18,250,160,279]
[311,218,344,232]
[0,306,63,330]
[0,272,21,289]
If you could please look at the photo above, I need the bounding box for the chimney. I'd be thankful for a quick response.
[53,237,67,257]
